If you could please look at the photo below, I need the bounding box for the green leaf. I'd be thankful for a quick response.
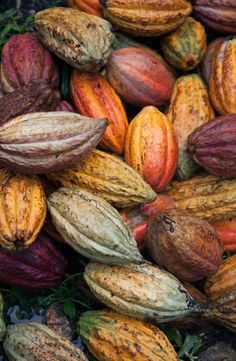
[164,328,183,349]
[63,299,76,319]
[178,334,202,359]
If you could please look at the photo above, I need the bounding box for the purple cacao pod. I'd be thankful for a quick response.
[56,101,75,112]
[0,232,68,289]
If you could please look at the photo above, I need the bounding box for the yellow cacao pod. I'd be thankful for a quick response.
[0,168,46,251]
[167,74,214,180]
[78,310,179,361]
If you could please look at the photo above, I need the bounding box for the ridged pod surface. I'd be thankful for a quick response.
[0,33,59,93]
[35,7,114,71]
[4,323,88,361]
[101,0,192,37]
[47,188,143,264]
[188,114,236,178]
[47,149,157,208]
[0,294,5,341]
[78,310,179,361]
[167,74,215,180]
[70,71,128,154]
[0,112,107,174]
[201,37,225,83]
[209,38,236,115]
[161,17,207,71]
[56,100,74,112]
[67,0,103,17]
[0,169,46,251]
[212,218,236,253]
[107,48,174,107]
[125,106,178,192]
[166,175,236,223]
[84,262,203,322]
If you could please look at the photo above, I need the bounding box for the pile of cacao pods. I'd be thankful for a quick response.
[0,0,235,360]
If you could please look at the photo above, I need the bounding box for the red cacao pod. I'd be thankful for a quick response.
[67,0,103,17]
[146,208,224,282]
[193,0,236,35]
[0,233,67,289]
[107,48,174,107]
[188,114,236,178]
[0,33,60,93]
[70,71,128,154]
[211,218,236,253]
[56,101,75,112]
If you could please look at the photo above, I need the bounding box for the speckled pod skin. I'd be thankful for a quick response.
[47,149,157,208]
[0,112,107,174]
[4,323,88,361]
[47,188,143,264]
[209,38,236,115]
[167,74,214,180]
[67,0,103,17]
[70,71,128,154]
[166,175,236,223]
[0,33,59,93]
[78,310,179,361]
[101,0,192,37]
[125,106,178,192]
[161,17,207,71]
[35,7,114,71]
[0,169,46,251]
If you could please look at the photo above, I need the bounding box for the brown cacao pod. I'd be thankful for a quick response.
[167,74,215,180]
[78,310,179,361]
[35,7,114,72]
[4,323,88,361]
[46,303,75,340]
[101,0,192,37]
[0,232,67,289]
[47,149,157,208]
[0,112,107,174]
[146,208,223,282]
[209,37,236,115]
[107,47,174,107]
[212,218,236,253]
[161,17,207,71]
[193,0,236,35]
[0,169,46,251]
[198,341,236,361]
[200,37,225,84]
[166,175,236,223]
[56,100,75,112]
[125,106,178,192]
[0,80,60,126]
[67,0,103,17]
[188,114,236,178]
[0,33,59,93]
[70,71,128,154]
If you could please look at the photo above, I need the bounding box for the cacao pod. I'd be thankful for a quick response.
[101,0,192,37]
[56,100,75,112]
[198,341,236,361]
[166,175,236,223]
[67,0,103,17]
[107,48,174,107]
[35,7,114,72]
[0,80,60,126]
[167,74,215,180]
[125,106,178,192]
[47,188,143,264]
[47,149,157,208]
[212,218,236,253]
[201,37,225,84]
[161,17,207,71]
[84,261,204,323]
[209,38,236,115]
[146,208,223,282]
[0,169,46,251]
[188,114,236,178]
[78,310,179,361]
[4,323,88,361]
[0,33,59,93]
[193,0,236,35]
[0,112,108,174]
[70,71,128,154]
[46,303,75,340]
[0,293,6,341]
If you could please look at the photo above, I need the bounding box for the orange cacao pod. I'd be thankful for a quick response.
[107,47,174,107]
[0,33,59,93]
[211,218,236,253]
[67,0,103,17]
[125,106,177,192]
[70,71,128,154]
[209,37,236,115]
